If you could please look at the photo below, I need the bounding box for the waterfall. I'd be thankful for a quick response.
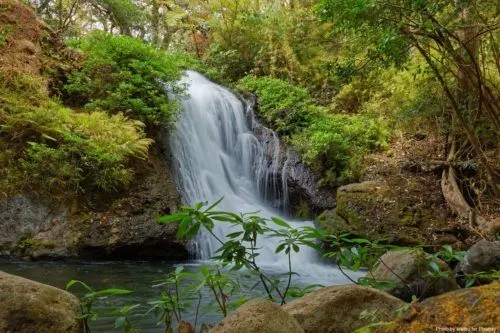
[169,71,356,284]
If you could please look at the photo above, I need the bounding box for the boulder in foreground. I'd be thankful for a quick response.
[371,282,500,333]
[283,284,405,333]
[210,299,304,333]
[0,270,81,333]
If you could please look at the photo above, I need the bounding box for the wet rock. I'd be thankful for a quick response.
[0,270,81,333]
[211,299,304,333]
[283,284,405,333]
[0,196,68,257]
[282,149,337,215]
[368,248,459,301]
[370,282,500,333]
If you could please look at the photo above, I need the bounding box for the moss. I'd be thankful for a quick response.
[318,210,351,234]
[372,282,500,332]
[16,235,55,251]
[320,181,446,245]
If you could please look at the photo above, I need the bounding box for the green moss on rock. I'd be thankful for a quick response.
[370,282,500,333]
[320,181,451,245]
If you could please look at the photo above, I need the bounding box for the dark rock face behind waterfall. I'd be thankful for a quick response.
[244,98,336,215]
[0,143,187,260]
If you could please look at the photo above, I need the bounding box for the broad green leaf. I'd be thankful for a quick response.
[271,217,291,228]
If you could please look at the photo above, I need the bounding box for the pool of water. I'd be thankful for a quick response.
[0,259,360,332]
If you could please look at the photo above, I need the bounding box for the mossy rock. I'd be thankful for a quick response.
[369,282,500,333]
[320,181,451,245]
[211,299,304,333]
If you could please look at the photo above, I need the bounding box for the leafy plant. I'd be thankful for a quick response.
[0,92,152,197]
[112,304,142,333]
[147,266,198,332]
[196,265,240,317]
[66,280,133,333]
[237,75,388,186]
[237,75,314,135]
[462,270,500,288]
[158,198,323,305]
[64,31,189,126]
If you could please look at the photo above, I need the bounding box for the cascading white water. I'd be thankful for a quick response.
[169,71,357,285]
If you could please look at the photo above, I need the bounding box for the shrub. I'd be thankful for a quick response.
[203,41,254,84]
[64,32,188,126]
[237,75,389,186]
[291,113,388,186]
[0,91,152,197]
[237,75,315,134]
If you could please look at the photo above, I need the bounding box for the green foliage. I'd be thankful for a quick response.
[112,304,142,333]
[237,75,388,186]
[158,198,324,305]
[0,23,13,47]
[237,75,314,134]
[64,32,187,125]
[291,113,388,186]
[147,266,199,330]
[66,280,134,333]
[0,91,152,197]
[203,41,254,84]
[197,265,240,317]
[462,270,500,288]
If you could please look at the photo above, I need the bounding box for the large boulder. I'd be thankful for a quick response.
[210,299,304,333]
[0,147,187,260]
[319,181,458,245]
[0,271,81,333]
[282,284,405,333]
[455,240,500,277]
[368,248,458,301]
[371,282,500,333]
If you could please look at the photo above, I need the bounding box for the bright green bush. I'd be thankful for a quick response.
[237,75,388,186]
[0,91,152,197]
[237,75,316,134]
[64,32,188,125]
[291,114,388,186]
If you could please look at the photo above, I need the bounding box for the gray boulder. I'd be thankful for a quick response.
[368,248,459,301]
[455,240,500,285]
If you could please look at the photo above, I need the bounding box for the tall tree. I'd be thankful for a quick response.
[317,0,499,231]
